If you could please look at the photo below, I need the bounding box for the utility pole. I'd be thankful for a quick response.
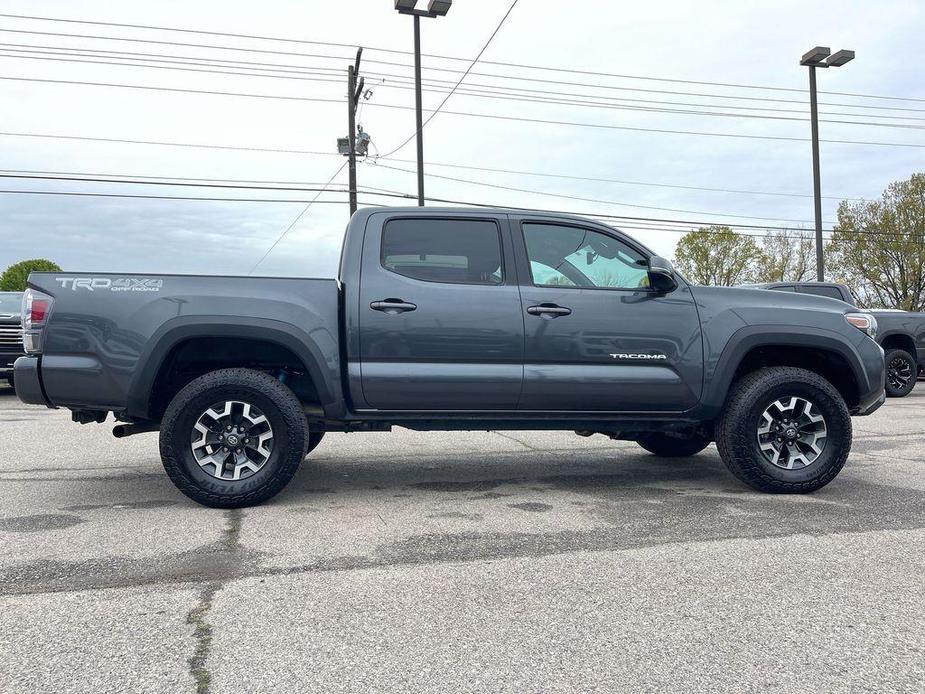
[799,46,854,281]
[340,48,365,217]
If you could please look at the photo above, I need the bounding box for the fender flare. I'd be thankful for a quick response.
[126,316,344,420]
[700,324,871,414]
[877,329,916,353]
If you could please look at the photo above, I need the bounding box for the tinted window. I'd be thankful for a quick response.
[381,219,503,285]
[801,285,844,300]
[771,285,796,292]
[523,223,649,289]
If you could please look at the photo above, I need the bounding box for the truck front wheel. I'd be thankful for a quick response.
[716,367,851,494]
[635,432,711,457]
[884,348,916,398]
[159,368,308,508]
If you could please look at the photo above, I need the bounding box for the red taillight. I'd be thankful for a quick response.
[30,298,50,324]
[23,289,54,354]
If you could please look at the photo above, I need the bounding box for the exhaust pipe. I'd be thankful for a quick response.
[112,422,159,439]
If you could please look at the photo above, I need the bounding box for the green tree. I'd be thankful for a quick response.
[828,173,925,310]
[756,229,817,283]
[673,225,761,286]
[0,259,62,291]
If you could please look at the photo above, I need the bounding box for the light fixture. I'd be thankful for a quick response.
[800,46,830,66]
[826,49,855,67]
[428,0,452,15]
[394,0,418,11]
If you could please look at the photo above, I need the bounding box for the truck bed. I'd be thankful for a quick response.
[26,272,341,414]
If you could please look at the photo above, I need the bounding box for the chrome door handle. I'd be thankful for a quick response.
[527,304,572,317]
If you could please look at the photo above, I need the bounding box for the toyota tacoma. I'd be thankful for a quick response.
[14,208,885,507]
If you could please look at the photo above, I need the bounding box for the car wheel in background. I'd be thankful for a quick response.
[635,432,711,457]
[716,366,851,494]
[884,349,916,398]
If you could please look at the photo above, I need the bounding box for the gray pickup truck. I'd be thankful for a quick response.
[743,281,925,398]
[14,207,885,507]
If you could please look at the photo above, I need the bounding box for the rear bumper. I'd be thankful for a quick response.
[0,349,22,374]
[13,356,50,406]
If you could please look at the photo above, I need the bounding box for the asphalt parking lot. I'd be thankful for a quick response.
[1,383,923,694]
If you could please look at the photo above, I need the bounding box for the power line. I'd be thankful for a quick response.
[5,75,925,148]
[3,12,924,104]
[0,131,876,204]
[6,39,925,117]
[1,181,912,242]
[0,168,835,226]
[249,161,347,274]
[6,46,925,129]
[0,165,861,205]
[381,0,520,157]
[374,158,861,201]
[0,188,366,203]
[5,23,925,117]
[370,161,835,226]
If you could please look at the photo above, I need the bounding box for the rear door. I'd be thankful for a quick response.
[356,212,524,410]
[512,216,703,411]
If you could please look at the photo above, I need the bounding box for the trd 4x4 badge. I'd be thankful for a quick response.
[56,277,163,292]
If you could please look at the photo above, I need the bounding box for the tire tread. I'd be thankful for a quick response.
[716,366,851,494]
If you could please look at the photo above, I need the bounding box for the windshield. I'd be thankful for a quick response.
[0,293,22,313]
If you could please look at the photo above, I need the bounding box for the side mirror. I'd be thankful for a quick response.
[647,255,678,293]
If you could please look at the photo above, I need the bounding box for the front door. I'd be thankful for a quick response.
[357,213,524,410]
[513,217,703,412]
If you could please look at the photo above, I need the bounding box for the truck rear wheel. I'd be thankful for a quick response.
[884,348,916,398]
[715,366,851,494]
[635,432,711,457]
[159,368,307,508]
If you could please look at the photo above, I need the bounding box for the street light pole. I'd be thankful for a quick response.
[808,64,824,281]
[394,0,453,207]
[800,46,854,282]
[413,14,424,206]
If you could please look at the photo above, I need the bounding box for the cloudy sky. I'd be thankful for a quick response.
[0,0,923,278]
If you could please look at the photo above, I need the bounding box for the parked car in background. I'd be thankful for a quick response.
[741,281,925,398]
[0,291,24,388]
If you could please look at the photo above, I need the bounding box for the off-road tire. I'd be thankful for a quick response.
[636,432,711,457]
[884,348,916,398]
[716,366,851,494]
[159,368,307,508]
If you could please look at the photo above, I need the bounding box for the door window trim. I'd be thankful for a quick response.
[379,215,507,287]
[518,219,656,293]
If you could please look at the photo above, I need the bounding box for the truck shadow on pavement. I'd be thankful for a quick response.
[3,434,923,597]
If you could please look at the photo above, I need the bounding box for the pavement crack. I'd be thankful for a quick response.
[491,430,540,451]
[184,507,244,694]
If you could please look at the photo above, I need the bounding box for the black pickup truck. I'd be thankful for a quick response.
[0,291,24,387]
[743,281,925,397]
[14,208,885,507]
